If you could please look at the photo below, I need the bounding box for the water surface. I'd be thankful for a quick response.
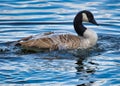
[0,0,120,86]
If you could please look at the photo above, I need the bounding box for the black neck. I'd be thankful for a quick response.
[73,12,87,36]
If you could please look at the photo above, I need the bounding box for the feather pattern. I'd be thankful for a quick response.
[19,32,81,50]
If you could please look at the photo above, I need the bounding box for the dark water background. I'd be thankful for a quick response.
[0,0,120,86]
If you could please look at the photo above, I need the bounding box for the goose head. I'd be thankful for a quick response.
[73,10,98,36]
[81,10,99,25]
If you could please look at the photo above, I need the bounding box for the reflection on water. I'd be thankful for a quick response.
[0,0,120,85]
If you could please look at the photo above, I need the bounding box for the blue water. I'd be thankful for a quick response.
[0,0,120,85]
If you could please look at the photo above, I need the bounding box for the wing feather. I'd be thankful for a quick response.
[19,32,81,50]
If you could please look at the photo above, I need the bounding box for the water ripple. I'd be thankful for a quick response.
[0,0,120,85]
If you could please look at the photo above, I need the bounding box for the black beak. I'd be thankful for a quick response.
[90,19,99,26]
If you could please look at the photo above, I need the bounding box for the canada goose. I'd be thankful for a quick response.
[16,10,99,51]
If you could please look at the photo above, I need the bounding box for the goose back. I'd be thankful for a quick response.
[19,32,81,50]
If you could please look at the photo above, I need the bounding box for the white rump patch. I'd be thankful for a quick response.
[82,13,89,22]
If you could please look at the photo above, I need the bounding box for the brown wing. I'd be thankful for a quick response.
[19,32,81,50]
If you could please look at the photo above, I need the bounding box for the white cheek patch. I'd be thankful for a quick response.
[82,13,89,22]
